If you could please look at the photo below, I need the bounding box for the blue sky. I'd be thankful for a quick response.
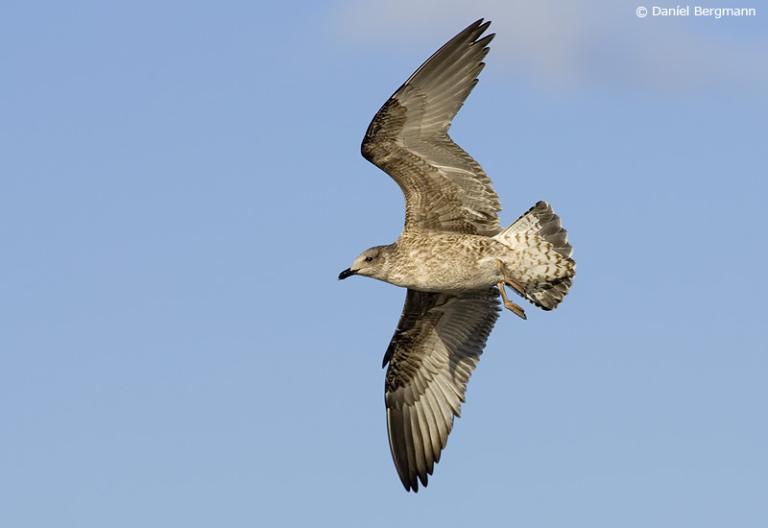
[1,1,766,526]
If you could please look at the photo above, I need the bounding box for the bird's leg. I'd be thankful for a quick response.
[496,260,526,296]
[496,282,527,320]
[496,260,527,320]
[497,282,527,320]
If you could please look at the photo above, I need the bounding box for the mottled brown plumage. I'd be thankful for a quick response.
[361,20,501,237]
[339,19,576,492]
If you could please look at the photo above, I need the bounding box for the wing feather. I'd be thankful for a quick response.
[383,288,500,491]
[361,19,501,235]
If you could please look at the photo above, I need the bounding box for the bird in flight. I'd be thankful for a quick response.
[339,19,575,492]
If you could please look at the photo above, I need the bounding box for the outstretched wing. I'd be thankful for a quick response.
[383,288,500,491]
[361,19,501,236]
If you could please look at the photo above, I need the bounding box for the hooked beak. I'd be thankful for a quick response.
[338,268,357,280]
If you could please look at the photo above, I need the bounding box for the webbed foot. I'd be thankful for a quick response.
[497,282,527,320]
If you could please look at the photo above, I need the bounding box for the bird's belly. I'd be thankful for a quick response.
[390,254,501,292]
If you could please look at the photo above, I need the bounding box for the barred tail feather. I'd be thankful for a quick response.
[494,201,575,310]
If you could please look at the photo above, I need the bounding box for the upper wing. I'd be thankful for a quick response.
[383,288,500,491]
[361,19,501,236]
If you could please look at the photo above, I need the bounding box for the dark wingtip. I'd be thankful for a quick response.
[402,474,429,493]
[477,33,495,48]
[461,18,491,38]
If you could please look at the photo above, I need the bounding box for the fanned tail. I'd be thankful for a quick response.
[493,201,575,310]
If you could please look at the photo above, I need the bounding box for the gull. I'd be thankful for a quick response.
[339,19,575,492]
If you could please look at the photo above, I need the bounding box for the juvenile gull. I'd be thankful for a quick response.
[339,19,576,492]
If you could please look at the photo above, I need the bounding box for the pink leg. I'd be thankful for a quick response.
[497,281,527,320]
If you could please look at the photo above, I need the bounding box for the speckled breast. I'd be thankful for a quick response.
[388,233,505,292]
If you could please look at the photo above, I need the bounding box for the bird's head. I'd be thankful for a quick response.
[338,245,392,281]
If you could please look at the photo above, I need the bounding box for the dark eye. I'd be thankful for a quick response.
[364,256,373,262]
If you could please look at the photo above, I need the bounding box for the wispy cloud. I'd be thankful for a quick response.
[337,0,768,91]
